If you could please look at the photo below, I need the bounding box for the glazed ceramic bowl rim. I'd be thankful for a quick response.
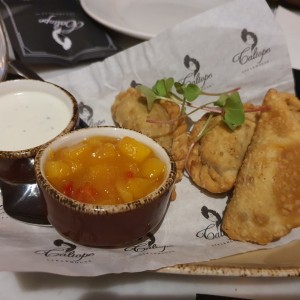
[35,126,177,215]
[0,79,79,159]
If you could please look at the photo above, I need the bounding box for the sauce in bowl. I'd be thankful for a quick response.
[0,79,79,184]
[0,90,72,151]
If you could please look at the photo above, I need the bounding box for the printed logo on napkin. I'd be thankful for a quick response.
[233,28,271,72]
[38,14,84,51]
[33,234,174,265]
[34,239,95,264]
[196,205,224,240]
[78,101,106,127]
[194,205,235,247]
[179,55,213,89]
[124,233,174,256]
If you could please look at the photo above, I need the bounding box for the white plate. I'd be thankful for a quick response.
[80,0,228,40]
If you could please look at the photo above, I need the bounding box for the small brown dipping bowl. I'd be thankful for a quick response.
[0,79,79,184]
[34,127,177,247]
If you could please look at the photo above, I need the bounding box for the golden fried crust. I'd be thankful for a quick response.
[222,89,300,245]
[160,101,188,182]
[186,103,258,193]
[111,87,188,182]
[111,88,173,151]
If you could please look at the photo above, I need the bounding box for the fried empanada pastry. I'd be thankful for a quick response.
[186,103,258,193]
[111,87,188,182]
[222,89,300,245]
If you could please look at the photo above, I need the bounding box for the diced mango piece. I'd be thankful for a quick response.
[115,179,133,203]
[128,177,156,199]
[87,163,118,184]
[69,159,83,174]
[102,143,118,158]
[117,136,152,163]
[45,136,166,205]
[92,142,118,159]
[122,162,139,179]
[45,160,71,184]
[60,142,89,161]
[73,182,99,203]
[87,136,114,148]
[140,157,166,179]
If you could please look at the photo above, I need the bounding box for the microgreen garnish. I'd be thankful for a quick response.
[153,78,174,98]
[215,92,245,130]
[136,77,244,130]
[135,77,270,178]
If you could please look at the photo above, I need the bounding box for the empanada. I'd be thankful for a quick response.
[111,87,188,182]
[222,89,300,245]
[186,103,258,193]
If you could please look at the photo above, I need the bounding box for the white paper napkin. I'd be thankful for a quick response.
[275,6,300,70]
[0,0,297,277]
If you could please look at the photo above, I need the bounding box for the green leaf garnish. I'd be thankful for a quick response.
[136,85,158,111]
[174,82,184,95]
[152,78,174,97]
[214,94,228,107]
[137,77,245,131]
[183,84,201,102]
[132,77,267,178]
[174,82,202,101]
[220,92,245,130]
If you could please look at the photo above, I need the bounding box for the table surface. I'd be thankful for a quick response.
[1,4,300,300]
[1,271,300,300]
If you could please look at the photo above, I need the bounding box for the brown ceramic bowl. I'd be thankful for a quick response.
[0,79,79,184]
[34,126,177,247]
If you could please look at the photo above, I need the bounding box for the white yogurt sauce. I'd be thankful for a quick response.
[0,90,72,151]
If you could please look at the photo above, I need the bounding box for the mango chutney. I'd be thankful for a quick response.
[44,136,166,205]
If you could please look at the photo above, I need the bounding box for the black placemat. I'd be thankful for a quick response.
[293,69,300,97]
[196,294,251,300]
[0,0,119,65]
